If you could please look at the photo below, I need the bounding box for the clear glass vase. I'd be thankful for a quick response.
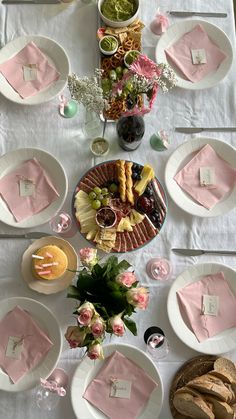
[83,110,103,139]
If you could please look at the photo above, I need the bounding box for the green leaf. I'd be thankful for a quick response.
[104,256,118,279]
[67,285,81,300]
[123,317,137,336]
[117,260,131,273]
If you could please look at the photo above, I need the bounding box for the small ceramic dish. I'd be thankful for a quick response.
[95,206,117,228]
[98,0,139,28]
[90,137,110,156]
[99,35,118,56]
[124,49,141,67]
[21,236,78,294]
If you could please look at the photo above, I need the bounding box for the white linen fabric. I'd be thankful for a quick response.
[0,0,235,418]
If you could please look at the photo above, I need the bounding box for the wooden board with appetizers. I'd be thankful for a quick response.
[73,160,167,253]
[97,18,145,121]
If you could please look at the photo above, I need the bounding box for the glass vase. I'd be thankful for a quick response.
[116,115,145,151]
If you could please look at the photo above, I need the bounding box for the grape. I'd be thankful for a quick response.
[89,191,97,200]
[101,187,108,195]
[93,186,102,195]
[97,194,104,201]
[91,200,101,210]
[115,66,123,78]
[109,70,117,81]
[102,197,110,206]
[109,183,118,193]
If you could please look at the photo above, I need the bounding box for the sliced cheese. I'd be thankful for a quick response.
[134,164,155,196]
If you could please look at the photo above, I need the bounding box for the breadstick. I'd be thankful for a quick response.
[117,160,126,202]
[126,161,134,205]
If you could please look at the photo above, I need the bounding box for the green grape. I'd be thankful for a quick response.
[93,186,102,195]
[109,69,117,81]
[101,187,108,195]
[91,200,101,210]
[102,197,110,206]
[109,183,118,193]
[97,194,104,201]
[89,191,97,200]
[101,78,111,94]
[115,66,123,78]
[123,68,129,75]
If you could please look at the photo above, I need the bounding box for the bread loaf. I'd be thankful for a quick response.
[214,358,236,383]
[173,391,215,419]
[187,374,233,403]
[205,395,234,419]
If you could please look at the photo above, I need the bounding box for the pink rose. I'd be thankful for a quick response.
[87,343,104,360]
[79,247,98,268]
[109,314,125,337]
[77,302,95,326]
[90,316,105,338]
[116,271,137,288]
[126,287,149,310]
[65,326,86,348]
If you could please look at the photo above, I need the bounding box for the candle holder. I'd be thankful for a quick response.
[36,368,68,411]
[49,212,77,238]
[146,258,172,281]
[144,326,169,361]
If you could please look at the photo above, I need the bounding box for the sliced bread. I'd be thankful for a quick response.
[173,391,215,419]
[187,374,233,403]
[214,358,236,383]
[205,395,234,419]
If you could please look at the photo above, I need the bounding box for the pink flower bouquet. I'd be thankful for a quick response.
[65,248,149,360]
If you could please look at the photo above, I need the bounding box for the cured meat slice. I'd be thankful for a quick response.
[81,176,98,190]
[135,223,147,244]
[78,181,91,194]
[84,173,101,187]
[132,224,145,246]
[113,233,122,252]
[94,165,107,185]
[123,231,134,251]
[120,233,127,253]
[90,166,106,185]
[143,216,157,238]
[128,230,139,249]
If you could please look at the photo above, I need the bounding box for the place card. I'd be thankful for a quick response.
[110,379,132,399]
[23,64,38,82]
[199,166,216,188]
[19,179,35,197]
[191,48,207,65]
[202,294,219,316]
[5,336,24,359]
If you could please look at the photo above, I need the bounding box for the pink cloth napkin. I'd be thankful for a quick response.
[177,272,236,342]
[174,144,236,210]
[0,41,60,98]
[83,350,158,419]
[165,24,227,82]
[0,305,53,383]
[0,157,60,222]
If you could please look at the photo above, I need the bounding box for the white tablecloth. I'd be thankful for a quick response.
[0,0,236,418]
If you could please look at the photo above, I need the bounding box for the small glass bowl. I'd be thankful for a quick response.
[90,137,110,156]
[99,36,118,56]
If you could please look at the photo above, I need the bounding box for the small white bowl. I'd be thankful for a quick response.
[99,35,118,56]
[98,0,139,28]
[124,49,141,67]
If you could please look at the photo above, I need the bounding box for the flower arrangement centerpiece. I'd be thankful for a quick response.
[65,248,149,360]
[68,69,109,115]
[110,54,177,117]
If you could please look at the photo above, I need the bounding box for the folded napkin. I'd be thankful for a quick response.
[177,272,236,342]
[174,144,236,209]
[165,24,227,82]
[83,350,158,419]
[0,157,60,222]
[0,305,53,383]
[0,41,60,98]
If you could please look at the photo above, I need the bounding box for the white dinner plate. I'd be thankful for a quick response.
[0,147,68,228]
[21,236,78,294]
[155,19,233,90]
[0,35,70,105]
[0,296,62,392]
[167,263,236,354]
[165,137,236,217]
[71,343,163,419]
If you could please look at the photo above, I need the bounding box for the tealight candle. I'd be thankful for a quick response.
[146,258,172,281]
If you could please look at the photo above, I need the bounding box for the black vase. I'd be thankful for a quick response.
[116,115,145,151]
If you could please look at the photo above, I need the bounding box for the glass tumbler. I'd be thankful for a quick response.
[49,212,77,238]
[144,326,169,361]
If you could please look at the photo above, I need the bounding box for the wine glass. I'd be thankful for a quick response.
[144,327,169,361]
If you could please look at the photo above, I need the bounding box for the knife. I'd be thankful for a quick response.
[175,127,236,134]
[168,11,227,18]
[2,0,60,4]
[0,232,51,239]
[172,248,236,256]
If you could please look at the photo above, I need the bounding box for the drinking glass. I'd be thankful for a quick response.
[146,258,172,281]
[150,108,174,151]
[144,327,169,361]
